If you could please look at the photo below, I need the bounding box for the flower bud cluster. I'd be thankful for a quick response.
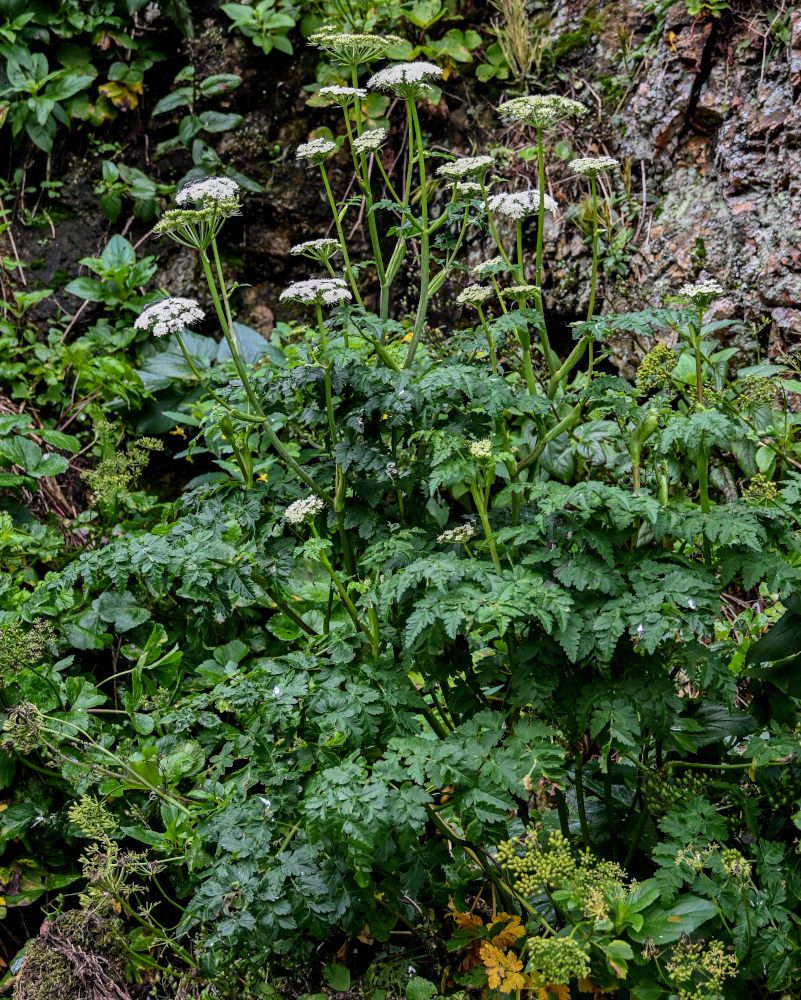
[498,95,587,129]
[526,936,590,984]
[568,156,619,177]
[68,795,118,840]
[457,285,493,307]
[487,190,557,218]
[665,939,737,1000]
[308,30,403,65]
[353,128,389,154]
[367,61,442,99]
[677,279,724,304]
[134,297,204,338]
[636,343,678,391]
[1,701,44,754]
[296,137,338,163]
[279,277,352,306]
[742,472,778,505]
[470,438,493,461]
[436,155,495,180]
[290,238,341,261]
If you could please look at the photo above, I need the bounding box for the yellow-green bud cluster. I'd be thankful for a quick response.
[636,343,678,392]
[68,795,118,840]
[742,473,778,506]
[720,847,752,882]
[0,618,56,678]
[665,938,737,1000]
[643,770,706,816]
[525,935,590,984]
[737,374,777,411]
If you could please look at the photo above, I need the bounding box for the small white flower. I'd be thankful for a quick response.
[259,797,271,812]
[273,686,281,696]
[687,598,697,610]
[677,279,725,303]
[290,238,341,261]
[457,284,493,307]
[569,156,620,177]
[470,438,493,460]
[472,256,507,277]
[353,127,389,154]
[175,175,240,208]
[284,494,326,525]
[134,297,205,338]
[279,276,352,306]
[487,189,558,218]
[436,155,495,180]
[296,137,337,162]
[367,61,442,98]
[501,284,541,300]
[318,85,367,103]
[437,524,475,544]
[497,95,587,129]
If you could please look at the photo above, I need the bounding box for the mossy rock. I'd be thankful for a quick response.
[13,910,128,1000]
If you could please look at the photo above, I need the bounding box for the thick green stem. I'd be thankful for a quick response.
[477,305,497,374]
[587,176,599,321]
[470,475,502,572]
[319,165,364,308]
[403,101,430,369]
[516,403,583,474]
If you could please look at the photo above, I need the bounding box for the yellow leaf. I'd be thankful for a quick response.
[98,80,142,111]
[479,941,526,994]
[492,914,525,949]
[545,986,570,1000]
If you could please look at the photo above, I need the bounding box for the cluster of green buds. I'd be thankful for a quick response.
[496,829,577,894]
[737,373,777,412]
[762,763,801,807]
[0,618,56,677]
[68,795,119,840]
[636,342,678,392]
[720,846,752,883]
[526,935,591,985]
[665,938,737,1000]
[741,472,779,506]
[643,769,707,816]
[1,701,44,754]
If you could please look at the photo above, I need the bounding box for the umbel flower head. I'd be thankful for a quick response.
[470,438,493,460]
[284,494,326,525]
[1,701,44,755]
[437,524,475,544]
[175,175,240,214]
[134,297,205,338]
[318,85,367,104]
[367,61,443,99]
[353,127,389,155]
[290,238,341,262]
[457,285,493,307]
[436,155,495,180]
[296,137,338,163]
[487,189,558,218]
[473,256,508,277]
[569,156,619,177]
[502,284,541,300]
[498,94,587,129]
[453,181,482,199]
[153,206,233,249]
[309,29,403,65]
[279,277,352,306]
[677,278,725,306]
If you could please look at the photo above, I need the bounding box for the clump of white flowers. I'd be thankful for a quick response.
[318,85,367,104]
[498,95,587,129]
[175,175,240,211]
[367,61,442,99]
[353,128,389,155]
[568,156,619,177]
[436,155,495,180]
[678,279,725,303]
[470,438,493,460]
[453,181,482,199]
[502,284,541,300]
[134,297,204,338]
[279,277,352,306]
[437,524,475,544]
[308,29,403,65]
[290,238,341,262]
[473,256,507,277]
[487,190,558,218]
[284,494,326,525]
[457,285,493,307]
[296,138,337,163]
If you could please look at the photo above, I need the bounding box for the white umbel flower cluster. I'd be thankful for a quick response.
[437,524,475,544]
[309,30,403,64]
[296,138,337,162]
[502,284,541,299]
[487,189,558,218]
[453,181,482,199]
[568,156,619,177]
[367,61,442,97]
[175,176,240,207]
[290,238,341,261]
[279,277,352,306]
[457,285,493,307]
[318,85,367,103]
[678,279,725,302]
[470,438,493,460]
[134,297,204,338]
[472,256,507,277]
[497,95,587,129]
[353,128,389,154]
[436,155,495,180]
[284,494,325,525]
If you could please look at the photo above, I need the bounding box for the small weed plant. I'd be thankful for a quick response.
[4,26,801,1000]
